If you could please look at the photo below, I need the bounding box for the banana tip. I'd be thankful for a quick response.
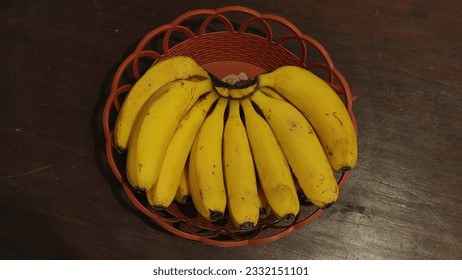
[338,166,352,172]
[153,205,166,211]
[133,186,148,193]
[239,222,255,231]
[323,203,334,209]
[209,211,224,222]
[282,213,295,223]
[259,207,268,217]
[181,195,192,204]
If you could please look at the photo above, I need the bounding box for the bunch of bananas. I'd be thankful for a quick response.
[114,56,357,230]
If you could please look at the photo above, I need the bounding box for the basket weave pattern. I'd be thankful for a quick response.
[102,6,357,247]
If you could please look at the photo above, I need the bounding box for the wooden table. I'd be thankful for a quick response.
[1,0,460,259]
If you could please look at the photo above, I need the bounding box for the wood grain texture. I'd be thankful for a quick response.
[0,0,461,259]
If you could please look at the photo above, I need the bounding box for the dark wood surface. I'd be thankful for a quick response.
[1,0,461,260]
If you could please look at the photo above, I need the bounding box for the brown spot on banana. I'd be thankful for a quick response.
[327,112,343,126]
[325,145,333,156]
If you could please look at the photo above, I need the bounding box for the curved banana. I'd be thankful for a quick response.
[114,56,209,150]
[241,98,299,221]
[189,98,228,222]
[174,164,191,204]
[250,90,339,208]
[223,100,259,230]
[258,66,357,172]
[147,91,219,208]
[126,79,212,191]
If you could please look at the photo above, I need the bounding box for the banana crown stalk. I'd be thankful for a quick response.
[209,72,258,99]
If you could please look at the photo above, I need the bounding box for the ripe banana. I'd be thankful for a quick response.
[147,91,219,208]
[174,164,191,204]
[188,98,228,222]
[126,79,212,191]
[241,98,299,221]
[258,66,357,172]
[114,56,209,150]
[250,89,339,209]
[223,100,260,230]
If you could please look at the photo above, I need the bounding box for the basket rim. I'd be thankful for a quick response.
[102,6,357,247]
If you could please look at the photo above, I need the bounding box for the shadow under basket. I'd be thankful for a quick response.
[102,6,358,247]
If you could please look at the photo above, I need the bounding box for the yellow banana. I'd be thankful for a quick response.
[241,98,299,221]
[223,100,259,230]
[250,90,339,208]
[174,163,191,204]
[258,66,357,172]
[189,98,228,222]
[147,91,219,208]
[114,56,209,150]
[126,79,212,191]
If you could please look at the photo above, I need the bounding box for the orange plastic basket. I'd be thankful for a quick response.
[102,6,357,247]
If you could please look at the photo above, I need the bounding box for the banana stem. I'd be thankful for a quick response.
[208,72,259,99]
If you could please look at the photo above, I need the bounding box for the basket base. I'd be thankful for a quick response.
[202,60,267,79]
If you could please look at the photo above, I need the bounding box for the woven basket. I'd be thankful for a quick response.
[102,6,357,247]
